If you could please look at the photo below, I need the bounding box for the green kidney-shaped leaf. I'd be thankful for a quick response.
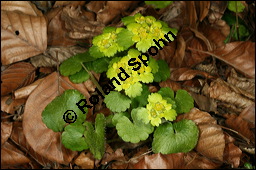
[69,69,90,84]
[115,109,154,143]
[152,119,199,154]
[61,123,89,151]
[104,91,131,113]
[84,113,106,160]
[174,89,194,114]
[117,29,134,49]
[60,56,82,76]
[42,89,88,132]
[153,59,170,82]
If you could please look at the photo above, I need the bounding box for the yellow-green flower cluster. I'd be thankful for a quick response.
[106,49,154,98]
[125,13,173,52]
[146,93,177,126]
[92,27,124,57]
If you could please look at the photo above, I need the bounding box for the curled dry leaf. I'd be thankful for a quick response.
[184,151,222,169]
[170,68,215,81]
[10,121,56,168]
[30,46,87,67]
[213,41,255,78]
[195,1,210,22]
[96,1,140,25]
[133,153,185,169]
[61,5,104,40]
[1,1,43,16]
[100,144,125,166]
[208,78,254,110]
[177,108,225,161]
[1,62,36,96]
[1,141,31,168]
[223,134,242,168]
[239,103,255,124]
[225,114,255,142]
[14,78,45,99]
[207,1,227,24]
[74,152,95,169]
[227,68,255,96]
[1,95,26,114]
[22,72,96,164]
[1,11,47,65]
[159,79,182,92]
[46,7,77,46]
[53,1,86,8]
[1,122,13,145]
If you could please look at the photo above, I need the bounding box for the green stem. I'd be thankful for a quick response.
[80,62,106,97]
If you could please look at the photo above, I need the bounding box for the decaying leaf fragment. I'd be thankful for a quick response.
[1,62,36,96]
[1,10,47,65]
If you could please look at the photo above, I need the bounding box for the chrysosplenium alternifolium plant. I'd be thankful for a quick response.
[42,13,199,160]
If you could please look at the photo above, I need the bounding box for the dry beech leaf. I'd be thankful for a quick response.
[1,122,13,145]
[61,5,104,40]
[159,79,182,92]
[227,68,255,96]
[184,151,222,169]
[1,1,43,16]
[1,95,26,114]
[177,108,225,161]
[22,72,96,164]
[1,62,36,96]
[1,11,47,65]
[213,41,255,78]
[195,1,210,22]
[133,153,185,169]
[100,144,125,166]
[225,114,255,142]
[46,7,77,46]
[14,78,45,99]
[30,46,87,67]
[239,103,255,124]
[170,68,215,81]
[96,1,140,25]
[207,1,227,24]
[74,152,95,169]
[1,141,31,167]
[53,1,86,8]
[10,121,56,168]
[208,78,254,110]
[223,134,242,168]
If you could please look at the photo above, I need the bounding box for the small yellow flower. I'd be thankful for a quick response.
[146,93,177,126]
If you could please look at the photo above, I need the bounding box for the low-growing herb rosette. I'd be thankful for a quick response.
[106,49,158,98]
[120,13,178,52]
[89,27,127,58]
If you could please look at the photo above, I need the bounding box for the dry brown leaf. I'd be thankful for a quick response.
[1,95,26,114]
[1,62,36,96]
[170,68,215,81]
[207,1,227,24]
[61,5,104,40]
[74,152,95,169]
[22,72,97,164]
[225,114,255,142]
[1,141,31,168]
[96,1,140,25]
[1,1,43,16]
[100,144,125,166]
[159,79,182,92]
[30,46,87,67]
[53,1,86,8]
[14,78,45,99]
[10,121,57,168]
[223,134,242,168]
[46,7,77,46]
[184,151,222,169]
[177,108,225,161]
[239,103,255,124]
[227,68,255,96]
[213,41,255,78]
[1,122,13,145]
[208,78,254,111]
[133,153,185,169]
[185,1,197,29]
[190,92,218,113]
[195,1,210,22]
[1,11,47,65]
